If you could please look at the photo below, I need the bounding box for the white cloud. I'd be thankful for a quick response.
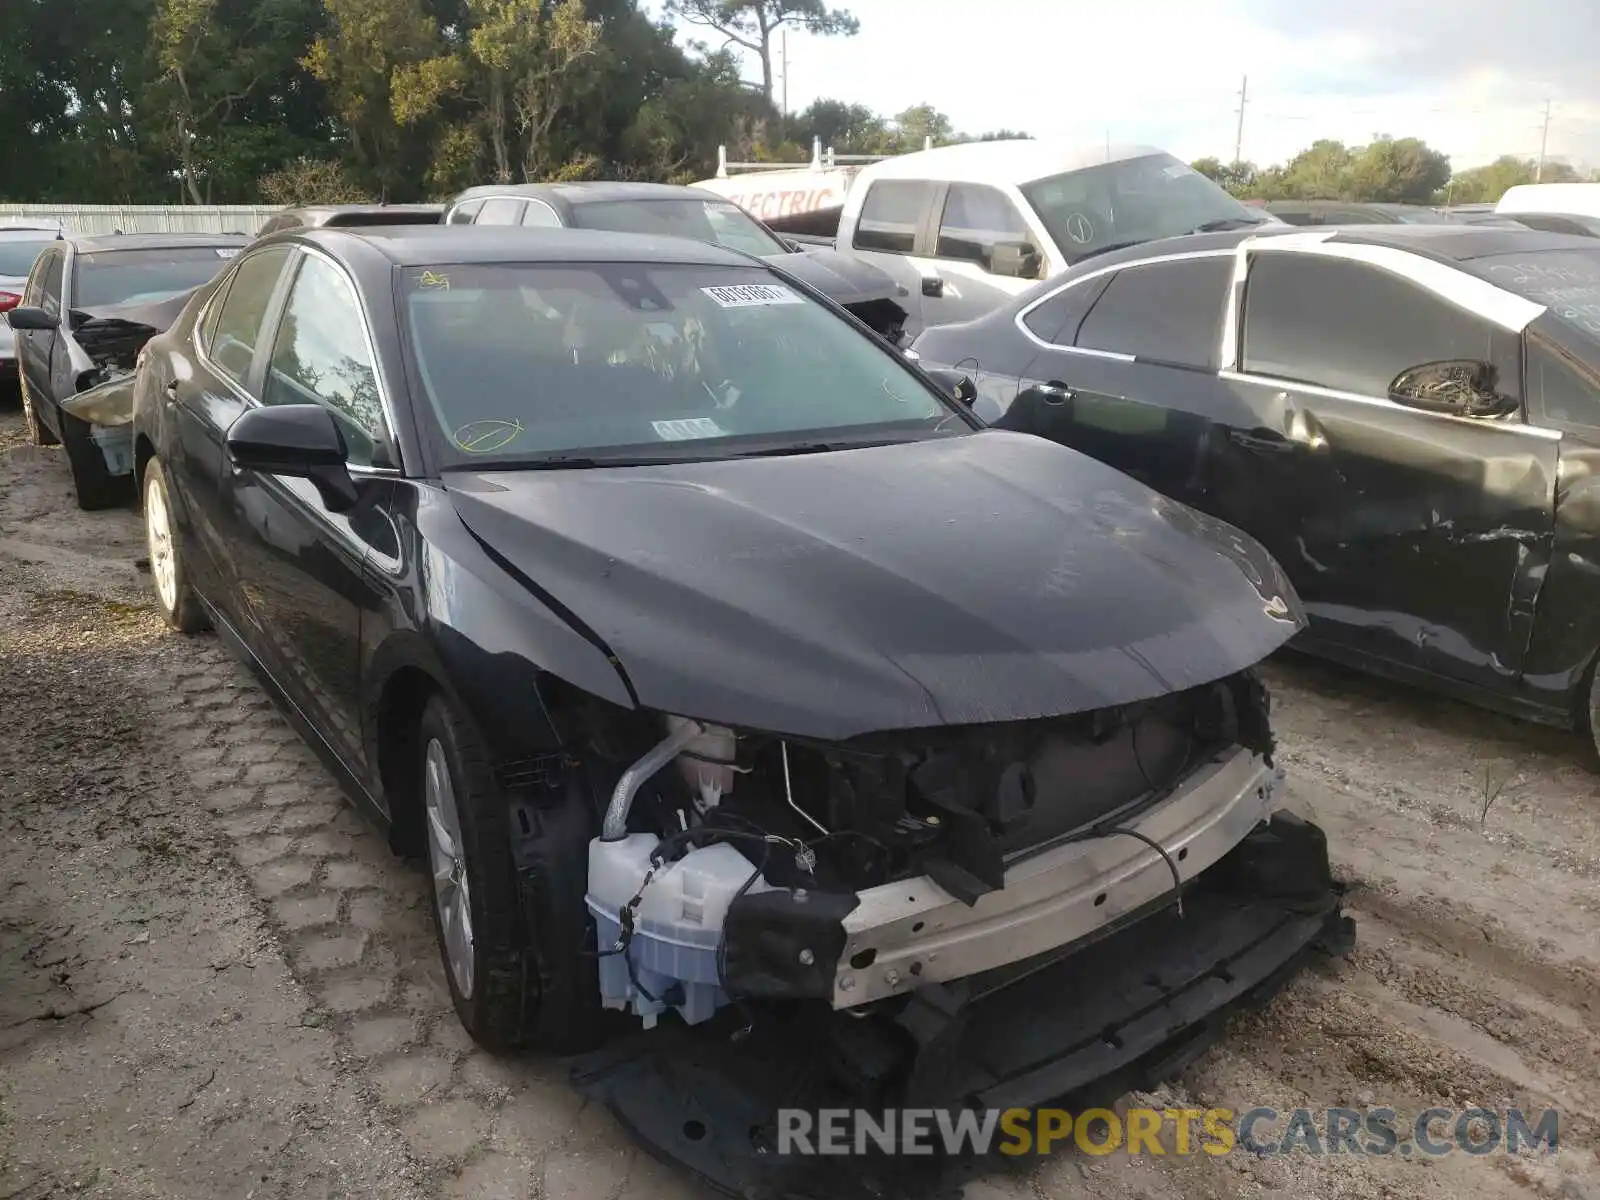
[681,0,1600,172]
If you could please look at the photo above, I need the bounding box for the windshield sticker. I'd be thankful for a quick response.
[216,248,240,258]
[701,283,803,308]
[453,418,524,453]
[652,417,727,441]
[1163,163,1194,178]
[418,270,451,291]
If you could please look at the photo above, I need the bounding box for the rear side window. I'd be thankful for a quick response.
[1021,274,1111,344]
[853,181,934,254]
[476,198,526,225]
[1243,253,1518,398]
[935,183,1030,269]
[521,201,562,228]
[33,250,65,316]
[1076,257,1233,369]
[447,199,483,225]
[204,247,292,385]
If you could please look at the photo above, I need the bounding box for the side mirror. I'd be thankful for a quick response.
[1388,360,1517,419]
[6,306,55,331]
[225,404,359,512]
[988,241,1042,280]
[924,367,978,404]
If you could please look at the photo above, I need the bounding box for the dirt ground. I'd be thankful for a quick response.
[0,398,1596,1200]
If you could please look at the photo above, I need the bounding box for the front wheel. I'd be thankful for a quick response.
[142,458,209,633]
[20,378,59,447]
[63,416,133,511]
[418,694,601,1053]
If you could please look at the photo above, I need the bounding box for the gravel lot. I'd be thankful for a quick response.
[1,399,1596,1200]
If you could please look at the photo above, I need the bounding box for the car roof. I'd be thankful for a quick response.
[1064,223,1597,272]
[855,140,1169,187]
[288,224,763,268]
[66,231,250,253]
[0,226,62,240]
[450,181,716,207]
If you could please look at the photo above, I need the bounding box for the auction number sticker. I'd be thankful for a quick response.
[652,417,727,441]
[702,283,803,308]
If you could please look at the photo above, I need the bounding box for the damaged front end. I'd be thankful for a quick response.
[569,669,1351,1196]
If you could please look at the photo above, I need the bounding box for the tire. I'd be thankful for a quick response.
[141,457,209,633]
[62,415,133,511]
[418,693,602,1054]
[20,377,60,447]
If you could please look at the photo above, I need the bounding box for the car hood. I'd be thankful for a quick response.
[443,430,1303,741]
[71,285,203,369]
[761,247,902,306]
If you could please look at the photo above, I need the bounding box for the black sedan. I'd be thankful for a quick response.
[129,223,1346,1190]
[8,232,246,506]
[442,181,911,343]
[911,223,1600,756]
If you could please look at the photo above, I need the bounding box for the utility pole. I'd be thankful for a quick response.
[1233,74,1248,164]
[780,29,788,120]
[1536,99,1552,181]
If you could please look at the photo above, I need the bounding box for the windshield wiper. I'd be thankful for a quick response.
[442,453,680,472]
[1068,238,1149,264]
[1192,217,1268,233]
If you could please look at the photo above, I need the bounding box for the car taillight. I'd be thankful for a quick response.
[0,291,20,313]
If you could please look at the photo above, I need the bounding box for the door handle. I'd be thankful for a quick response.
[921,276,944,298]
[1034,380,1075,404]
[1228,428,1294,454]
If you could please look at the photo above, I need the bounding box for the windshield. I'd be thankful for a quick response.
[0,237,55,277]
[400,262,957,467]
[568,199,787,257]
[1021,153,1265,263]
[73,246,239,309]
[1478,249,1600,342]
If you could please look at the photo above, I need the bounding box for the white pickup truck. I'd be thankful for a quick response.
[697,139,1274,332]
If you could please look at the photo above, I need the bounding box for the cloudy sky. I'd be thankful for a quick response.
[684,0,1600,172]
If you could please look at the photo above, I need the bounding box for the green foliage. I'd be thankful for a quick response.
[1442,155,1583,205]
[0,1,1573,213]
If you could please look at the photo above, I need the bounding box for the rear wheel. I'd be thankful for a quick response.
[419,693,601,1053]
[142,458,208,633]
[19,377,59,447]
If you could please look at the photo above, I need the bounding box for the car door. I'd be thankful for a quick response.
[917,183,1049,326]
[1220,245,1556,689]
[17,246,64,418]
[171,244,299,609]
[847,179,937,332]
[999,253,1267,522]
[215,247,397,770]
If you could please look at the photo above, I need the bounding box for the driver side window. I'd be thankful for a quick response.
[262,254,386,467]
[935,183,1030,271]
[31,250,64,317]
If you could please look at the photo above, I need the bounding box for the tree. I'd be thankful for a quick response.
[888,103,953,152]
[303,0,443,192]
[149,0,321,203]
[1192,157,1258,197]
[787,98,882,152]
[1442,154,1582,205]
[1347,136,1450,203]
[663,0,857,103]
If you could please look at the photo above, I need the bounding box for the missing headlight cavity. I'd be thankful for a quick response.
[581,668,1277,1029]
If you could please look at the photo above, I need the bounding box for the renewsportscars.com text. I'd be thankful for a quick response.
[776,1106,1560,1158]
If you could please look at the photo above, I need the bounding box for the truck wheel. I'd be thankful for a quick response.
[142,458,209,633]
[418,693,602,1053]
[20,379,59,447]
